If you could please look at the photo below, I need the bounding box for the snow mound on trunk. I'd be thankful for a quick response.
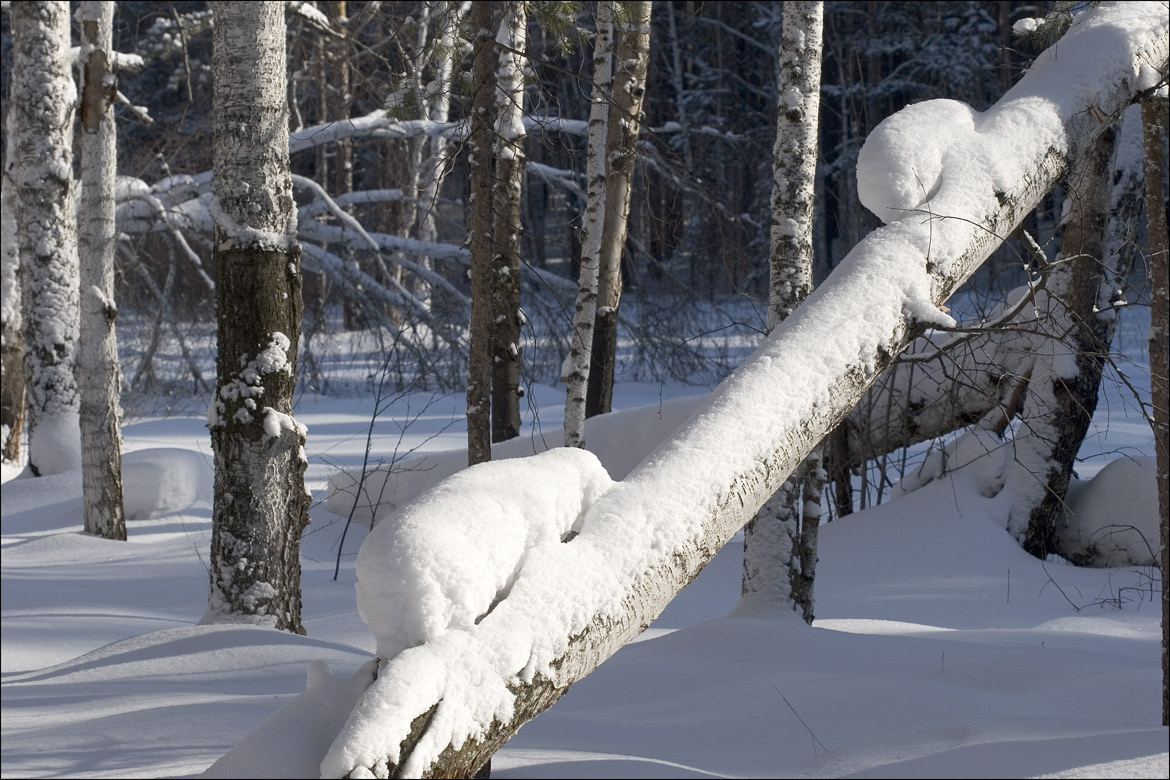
[355,447,614,660]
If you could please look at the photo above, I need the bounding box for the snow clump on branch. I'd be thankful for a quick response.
[856,99,978,225]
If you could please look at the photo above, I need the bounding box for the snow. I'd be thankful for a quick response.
[1,369,1164,779]
[856,0,1169,274]
[26,410,81,475]
[1059,456,1161,567]
[354,447,614,660]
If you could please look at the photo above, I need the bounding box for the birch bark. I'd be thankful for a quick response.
[11,0,80,477]
[490,1,527,444]
[204,1,310,634]
[585,0,651,418]
[78,0,127,541]
[564,1,614,449]
[466,0,496,466]
[742,1,824,623]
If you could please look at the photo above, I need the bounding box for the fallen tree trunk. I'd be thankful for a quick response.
[222,5,1170,778]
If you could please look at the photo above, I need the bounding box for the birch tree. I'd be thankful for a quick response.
[1001,124,1121,558]
[585,0,651,418]
[11,0,81,477]
[490,1,528,444]
[204,1,310,634]
[564,1,614,449]
[466,0,497,466]
[77,0,126,541]
[741,0,824,622]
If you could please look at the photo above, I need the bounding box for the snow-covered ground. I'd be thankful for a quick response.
[2,315,1166,778]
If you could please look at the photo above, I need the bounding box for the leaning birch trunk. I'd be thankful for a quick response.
[11,0,80,477]
[1140,94,1169,726]
[585,0,652,418]
[216,5,1164,777]
[741,0,824,621]
[563,1,614,449]
[204,2,310,634]
[465,0,496,467]
[489,1,527,444]
[1,111,24,463]
[1001,125,1120,557]
[77,0,127,541]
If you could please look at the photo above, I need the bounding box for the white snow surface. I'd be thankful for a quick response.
[1060,456,1161,567]
[0,360,1165,779]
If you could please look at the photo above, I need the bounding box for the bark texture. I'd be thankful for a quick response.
[1005,126,1119,557]
[11,0,80,477]
[206,2,309,634]
[586,0,652,418]
[466,0,496,466]
[78,0,127,541]
[1140,95,1169,727]
[564,1,614,449]
[490,1,527,444]
[742,0,824,624]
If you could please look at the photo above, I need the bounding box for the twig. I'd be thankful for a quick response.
[772,684,828,756]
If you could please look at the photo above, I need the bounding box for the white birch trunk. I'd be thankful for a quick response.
[11,0,81,477]
[564,1,614,449]
[417,1,468,249]
[1000,125,1120,556]
[466,0,496,467]
[587,0,651,418]
[204,1,310,634]
[742,1,824,621]
[490,1,527,444]
[77,0,127,541]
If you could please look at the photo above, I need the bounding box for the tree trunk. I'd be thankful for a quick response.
[204,1,310,634]
[416,1,467,317]
[1139,94,1169,727]
[11,0,80,477]
[1,111,24,464]
[466,0,496,467]
[1005,124,1120,557]
[564,1,614,449]
[586,0,652,419]
[490,1,527,444]
[742,0,824,624]
[77,0,127,541]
